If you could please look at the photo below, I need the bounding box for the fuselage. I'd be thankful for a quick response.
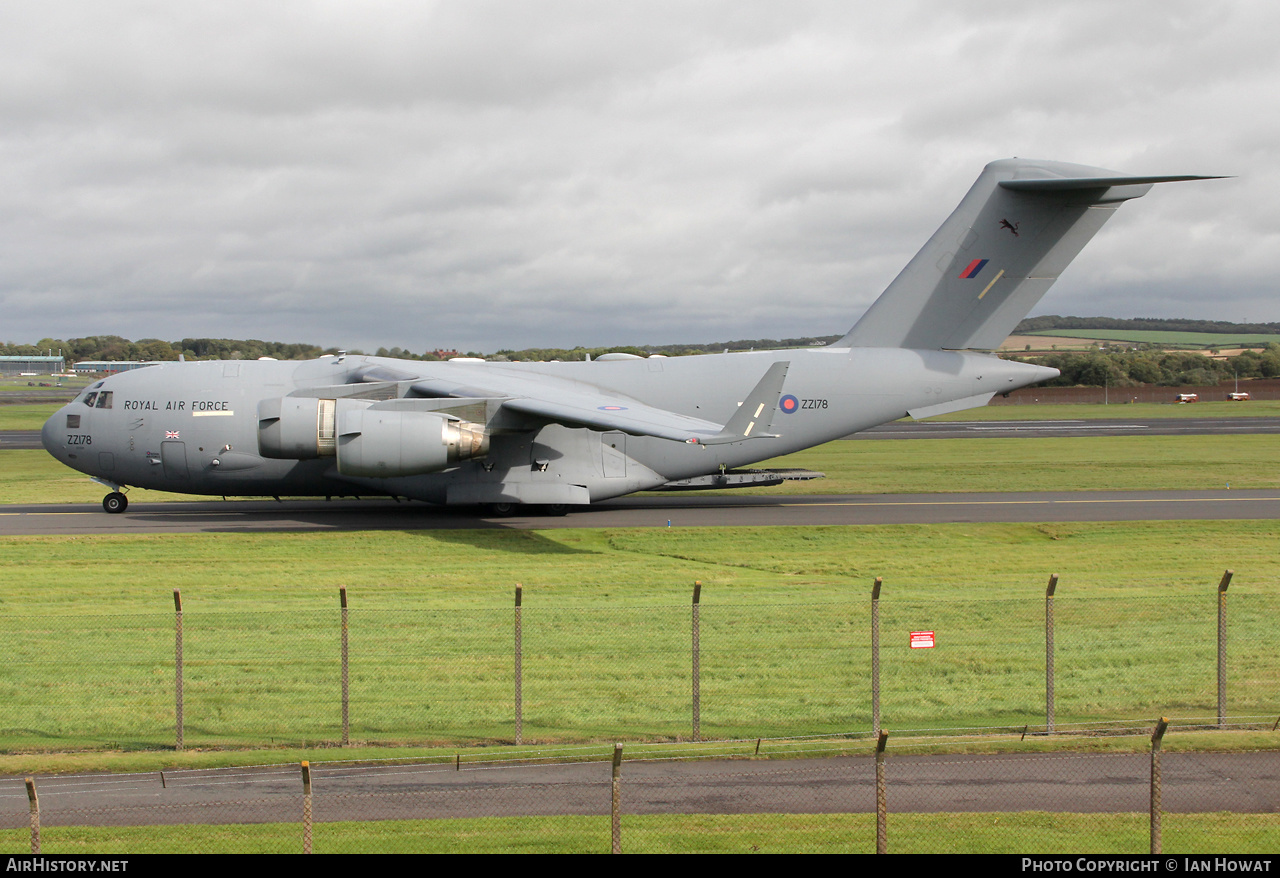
[42,348,1056,506]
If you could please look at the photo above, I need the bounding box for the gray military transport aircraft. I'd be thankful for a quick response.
[42,158,1220,515]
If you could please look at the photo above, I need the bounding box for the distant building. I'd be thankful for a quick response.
[72,361,161,375]
[0,355,65,375]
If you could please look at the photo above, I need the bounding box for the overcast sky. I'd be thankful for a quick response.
[1,1,1275,354]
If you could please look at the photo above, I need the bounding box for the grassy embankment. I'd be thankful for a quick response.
[3,812,1276,854]
[1022,329,1280,347]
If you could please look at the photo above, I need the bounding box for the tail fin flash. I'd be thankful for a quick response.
[837,159,1224,351]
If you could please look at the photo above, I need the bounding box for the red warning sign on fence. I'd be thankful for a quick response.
[910,631,935,649]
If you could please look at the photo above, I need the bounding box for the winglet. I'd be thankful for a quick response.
[698,361,790,445]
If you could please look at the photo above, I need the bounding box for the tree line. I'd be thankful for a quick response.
[3,336,328,363]
[1009,345,1280,387]
[7,330,1280,388]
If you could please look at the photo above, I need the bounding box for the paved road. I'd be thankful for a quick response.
[0,430,41,449]
[852,416,1280,439]
[2,490,1279,535]
[3,751,1276,827]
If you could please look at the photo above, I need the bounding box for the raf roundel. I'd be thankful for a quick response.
[779,394,799,414]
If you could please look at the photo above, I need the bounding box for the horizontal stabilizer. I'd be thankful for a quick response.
[1000,174,1227,192]
[907,392,996,420]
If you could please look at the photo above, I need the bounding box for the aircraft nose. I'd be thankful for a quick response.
[41,408,64,455]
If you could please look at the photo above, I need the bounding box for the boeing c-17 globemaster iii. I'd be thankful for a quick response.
[42,159,1221,515]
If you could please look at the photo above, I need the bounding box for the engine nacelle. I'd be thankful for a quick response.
[258,397,336,460]
[259,397,489,477]
[336,406,489,478]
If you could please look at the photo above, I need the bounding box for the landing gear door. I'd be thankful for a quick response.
[602,431,626,478]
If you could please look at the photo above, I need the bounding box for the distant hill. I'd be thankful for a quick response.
[1014,316,1280,335]
[1017,329,1280,348]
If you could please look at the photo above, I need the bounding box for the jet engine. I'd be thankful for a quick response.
[258,397,489,476]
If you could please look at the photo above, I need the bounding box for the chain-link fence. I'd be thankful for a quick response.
[3,734,1278,853]
[1,577,1277,751]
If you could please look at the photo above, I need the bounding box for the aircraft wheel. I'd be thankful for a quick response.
[487,502,517,517]
[103,492,128,514]
[540,503,570,517]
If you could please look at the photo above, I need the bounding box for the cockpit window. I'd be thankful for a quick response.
[83,392,98,407]
[95,391,113,409]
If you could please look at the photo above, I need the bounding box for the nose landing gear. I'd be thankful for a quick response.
[103,492,129,513]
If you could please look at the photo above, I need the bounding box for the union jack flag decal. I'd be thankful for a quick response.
[165,431,180,439]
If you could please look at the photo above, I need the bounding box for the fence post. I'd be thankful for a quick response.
[26,777,38,855]
[301,760,313,854]
[611,742,623,854]
[1045,574,1058,734]
[514,584,523,746]
[173,588,183,751]
[1150,717,1168,855]
[871,577,882,736]
[340,587,349,747]
[1217,570,1232,729]
[875,730,888,854]
[692,581,701,743]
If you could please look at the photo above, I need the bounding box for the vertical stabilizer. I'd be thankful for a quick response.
[837,159,1219,350]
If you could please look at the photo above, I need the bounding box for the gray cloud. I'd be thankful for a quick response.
[1,1,1275,353]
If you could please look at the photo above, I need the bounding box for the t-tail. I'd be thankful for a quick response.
[837,158,1224,351]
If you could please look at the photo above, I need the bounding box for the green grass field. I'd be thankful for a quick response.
[1,521,1277,754]
[3,811,1276,854]
[1023,329,1280,347]
[2,402,1278,854]
[3,404,1279,756]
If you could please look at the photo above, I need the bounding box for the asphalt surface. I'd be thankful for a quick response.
[853,416,1280,439]
[3,415,1279,533]
[3,751,1277,827]
[0,429,40,449]
[3,489,1279,534]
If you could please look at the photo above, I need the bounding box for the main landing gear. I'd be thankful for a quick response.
[484,502,570,517]
[103,492,128,513]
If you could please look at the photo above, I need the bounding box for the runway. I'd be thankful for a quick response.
[4,415,1278,533]
[852,416,1280,439]
[2,489,1279,534]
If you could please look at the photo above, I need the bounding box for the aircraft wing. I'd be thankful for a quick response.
[501,394,728,442]
[392,360,789,445]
